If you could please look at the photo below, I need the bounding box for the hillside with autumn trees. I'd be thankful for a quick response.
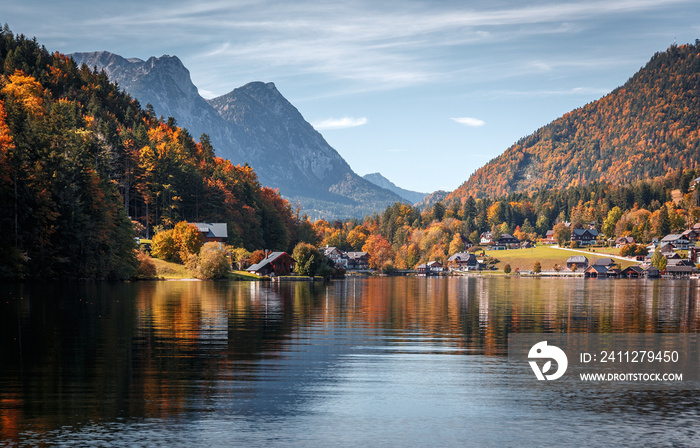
[448,41,700,202]
[0,28,299,279]
[5,28,700,279]
[306,168,700,271]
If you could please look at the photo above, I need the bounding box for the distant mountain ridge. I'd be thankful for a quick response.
[363,173,427,204]
[416,190,448,210]
[71,51,403,219]
[447,42,700,202]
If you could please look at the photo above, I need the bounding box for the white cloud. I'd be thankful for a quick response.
[312,117,368,130]
[65,0,691,95]
[451,117,485,127]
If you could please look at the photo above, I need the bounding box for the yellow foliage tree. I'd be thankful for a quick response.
[173,221,203,263]
[448,233,464,257]
[1,70,45,117]
[151,229,178,262]
[347,225,369,251]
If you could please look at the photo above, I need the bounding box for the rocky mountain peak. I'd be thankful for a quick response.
[70,51,404,219]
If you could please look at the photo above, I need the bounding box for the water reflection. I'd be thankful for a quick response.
[1,277,700,446]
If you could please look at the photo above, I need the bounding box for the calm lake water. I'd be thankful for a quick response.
[1,277,700,447]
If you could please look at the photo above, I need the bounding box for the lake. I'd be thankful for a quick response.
[1,277,699,447]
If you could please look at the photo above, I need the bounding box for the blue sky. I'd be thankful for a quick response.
[3,0,700,193]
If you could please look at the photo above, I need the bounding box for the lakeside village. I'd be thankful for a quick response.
[316,225,700,279]
[173,221,700,281]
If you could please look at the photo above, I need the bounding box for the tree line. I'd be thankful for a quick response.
[306,168,700,271]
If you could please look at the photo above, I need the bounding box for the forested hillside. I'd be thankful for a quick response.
[0,28,298,279]
[308,168,700,271]
[449,42,700,202]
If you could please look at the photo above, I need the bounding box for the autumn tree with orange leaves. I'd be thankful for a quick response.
[362,234,394,270]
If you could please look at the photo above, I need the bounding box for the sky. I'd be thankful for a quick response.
[3,0,700,193]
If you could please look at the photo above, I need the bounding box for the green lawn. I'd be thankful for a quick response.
[146,256,263,281]
[150,257,191,279]
[581,246,622,256]
[481,245,636,272]
[229,270,263,280]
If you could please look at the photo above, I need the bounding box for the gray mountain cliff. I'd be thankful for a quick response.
[70,51,403,219]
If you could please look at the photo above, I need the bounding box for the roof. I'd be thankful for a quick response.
[497,234,519,241]
[658,242,676,252]
[585,265,608,274]
[346,251,368,259]
[247,252,292,272]
[666,258,693,266]
[593,258,615,266]
[566,255,588,263]
[622,265,644,274]
[661,234,687,242]
[666,265,696,273]
[321,246,343,255]
[194,222,228,239]
[448,252,474,262]
[573,228,599,237]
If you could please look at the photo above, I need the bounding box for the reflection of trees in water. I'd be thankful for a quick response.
[319,277,700,356]
[0,281,329,438]
[1,278,700,440]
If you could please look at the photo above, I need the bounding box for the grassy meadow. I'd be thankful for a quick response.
[481,245,637,272]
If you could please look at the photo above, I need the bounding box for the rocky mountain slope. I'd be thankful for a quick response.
[71,52,403,219]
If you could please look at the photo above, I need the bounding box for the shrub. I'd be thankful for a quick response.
[503,264,512,274]
[381,260,397,275]
[136,251,157,278]
[533,261,542,274]
[188,242,230,279]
